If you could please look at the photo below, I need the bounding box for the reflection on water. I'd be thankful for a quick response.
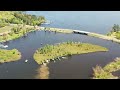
[35,64,49,79]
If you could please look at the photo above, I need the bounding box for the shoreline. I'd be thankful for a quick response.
[93,57,120,79]
[0,24,38,43]
[39,26,120,43]
[88,33,120,43]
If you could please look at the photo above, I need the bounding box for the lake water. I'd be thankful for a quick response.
[0,11,120,79]
[27,11,120,34]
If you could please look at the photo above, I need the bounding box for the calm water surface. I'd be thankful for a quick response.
[0,11,120,79]
[27,11,120,34]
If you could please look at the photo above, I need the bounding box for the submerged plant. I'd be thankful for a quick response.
[93,65,118,79]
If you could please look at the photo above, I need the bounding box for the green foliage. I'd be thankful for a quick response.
[11,27,20,34]
[67,53,72,56]
[34,42,108,64]
[112,24,120,32]
[0,24,35,42]
[38,44,54,54]
[0,49,21,63]
[93,65,118,79]
[0,11,46,26]
[0,23,9,28]
[0,11,15,21]
[107,24,120,40]
[116,32,120,39]
[22,29,26,36]
[13,51,15,54]
[9,17,23,24]
[2,33,8,41]
[107,32,111,36]
[13,11,45,25]
[104,58,120,72]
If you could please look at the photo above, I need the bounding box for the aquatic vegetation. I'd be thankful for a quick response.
[93,57,120,79]
[35,65,49,79]
[93,65,118,79]
[104,57,120,72]
[0,49,21,63]
[34,41,108,64]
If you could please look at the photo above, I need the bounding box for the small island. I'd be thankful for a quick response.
[0,49,21,63]
[33,41,108,64]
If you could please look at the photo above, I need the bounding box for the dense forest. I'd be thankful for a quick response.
[0,11,46,27]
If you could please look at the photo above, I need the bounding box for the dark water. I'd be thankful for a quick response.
[0,11,120,79]
[0,31,120,79]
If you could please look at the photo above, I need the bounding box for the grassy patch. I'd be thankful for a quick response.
[93,57,120,79]
[107,31,120,39]
[0,11,14,20]
[0,11,45,26]
[0,49,21,63]
[107,24,120,40]
[34,42,108,64]
[104,57,120,73]
[93,65,118,79]
[0,25,16,33]
[0,24,35,42]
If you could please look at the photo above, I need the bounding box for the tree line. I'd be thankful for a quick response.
[0,11,46,27]
[111,24,120,32]
[108,24,120,39]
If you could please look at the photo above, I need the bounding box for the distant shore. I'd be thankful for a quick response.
[39,26,120,43]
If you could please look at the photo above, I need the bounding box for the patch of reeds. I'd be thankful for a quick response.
[93,57,120,79]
